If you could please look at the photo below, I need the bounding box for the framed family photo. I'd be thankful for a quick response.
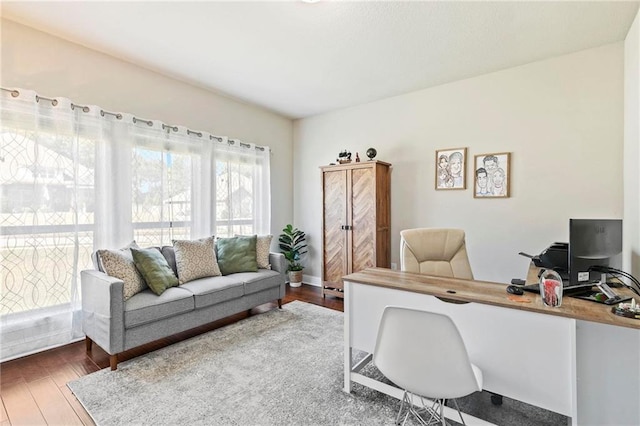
[435,147,467,190]
[473,152,511,198]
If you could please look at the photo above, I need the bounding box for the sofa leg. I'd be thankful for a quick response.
[110,354,118,371]
[278,298,282,309]
[85,337,93,352]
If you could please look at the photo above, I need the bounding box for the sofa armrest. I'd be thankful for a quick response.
[269,252,287,275]
[81,269,125,354]
[269,252,287,298]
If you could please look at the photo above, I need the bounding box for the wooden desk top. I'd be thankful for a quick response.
[343,267,640,330]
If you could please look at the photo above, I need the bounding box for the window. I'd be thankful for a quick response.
[1,128,95,316]
[0,89,270,361]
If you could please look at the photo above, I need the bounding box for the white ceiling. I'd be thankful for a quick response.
[2,1,639,119]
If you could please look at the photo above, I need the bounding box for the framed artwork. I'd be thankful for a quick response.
[435,147,467,190]
[473,152,511,198]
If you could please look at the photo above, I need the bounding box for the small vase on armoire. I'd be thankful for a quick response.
[320,160,391,298]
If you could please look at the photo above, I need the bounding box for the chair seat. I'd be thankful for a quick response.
[373,306,483,425]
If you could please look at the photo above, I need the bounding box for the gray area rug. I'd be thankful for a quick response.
[68,301,566,426]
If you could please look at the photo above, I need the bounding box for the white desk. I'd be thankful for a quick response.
[343,268,640,426]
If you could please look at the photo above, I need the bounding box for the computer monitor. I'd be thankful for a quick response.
[569,219,622,286]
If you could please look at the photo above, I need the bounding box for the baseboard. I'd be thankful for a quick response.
[302,274,321,287]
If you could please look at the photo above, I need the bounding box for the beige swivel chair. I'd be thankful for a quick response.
[400,228,505,407]
[400,228,473,279]
[374,306,483,425]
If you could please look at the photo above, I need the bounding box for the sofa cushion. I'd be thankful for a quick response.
[230,270,282,295]
[179,276,245,309]
[124,287,195,328]
[131,247,179,295]
[216,236,258,275]
[173,236,221,284]
[97,242,147,301]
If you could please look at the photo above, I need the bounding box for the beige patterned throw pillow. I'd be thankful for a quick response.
[97,242,148,301]
[173,236,221,284]
[256,235,272,269]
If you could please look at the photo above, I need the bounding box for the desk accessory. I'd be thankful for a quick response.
[506,285,524,295]
[539,269,562,307]
[611,299,640,319]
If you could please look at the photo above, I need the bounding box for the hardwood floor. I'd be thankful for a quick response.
[0,284,343,426]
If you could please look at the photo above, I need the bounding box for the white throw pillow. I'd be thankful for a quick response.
[173,236,221,284]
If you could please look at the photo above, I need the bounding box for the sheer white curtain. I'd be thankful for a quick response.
[0,88,271,361]
[212,138,271,237]
[0,90,98,360]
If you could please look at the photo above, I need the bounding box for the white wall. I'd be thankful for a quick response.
[625,10,640,281]
[0,19,294,238]
[294,44,625,284]
[624,13,640,421]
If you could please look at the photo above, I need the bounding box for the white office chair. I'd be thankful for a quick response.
[373,306,483,426]
[400,228,473,279]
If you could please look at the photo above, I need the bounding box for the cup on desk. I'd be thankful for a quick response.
[539,269,563,307]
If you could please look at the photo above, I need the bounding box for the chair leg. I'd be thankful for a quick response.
[395,390,408,425]
[277,298,282,309]
[452,399,466,426]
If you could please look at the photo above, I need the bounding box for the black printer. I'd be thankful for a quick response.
[519,242,568,278]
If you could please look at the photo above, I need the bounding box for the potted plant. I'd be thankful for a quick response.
[278,224,307,287]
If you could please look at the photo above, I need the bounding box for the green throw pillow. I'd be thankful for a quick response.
[216,235,258,275]
[131,247,179,295]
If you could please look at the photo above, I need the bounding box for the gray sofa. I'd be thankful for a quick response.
[81,246,287,370]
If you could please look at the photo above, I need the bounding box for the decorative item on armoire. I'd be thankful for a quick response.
[337,150,352,164]
[366,147,377,160]
[473,152,511,198]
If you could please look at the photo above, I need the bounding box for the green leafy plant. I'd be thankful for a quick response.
[278,224,308,272]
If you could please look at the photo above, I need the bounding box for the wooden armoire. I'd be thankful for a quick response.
[320,161,391,298]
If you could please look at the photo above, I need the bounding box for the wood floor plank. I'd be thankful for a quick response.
[27,377,83,426]
[2,379,46,425]
[49,363,80,389]
[0,398,8,422]
[14,356,51,384]
[68,358,100,377]
[0,362,24,388]
[61,386,95,426]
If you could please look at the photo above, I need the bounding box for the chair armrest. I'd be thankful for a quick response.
[81,270,125,354]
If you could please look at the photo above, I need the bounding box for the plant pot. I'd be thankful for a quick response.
[288,270,303,287]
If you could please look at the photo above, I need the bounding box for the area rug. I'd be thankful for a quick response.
[68,301,566,426]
